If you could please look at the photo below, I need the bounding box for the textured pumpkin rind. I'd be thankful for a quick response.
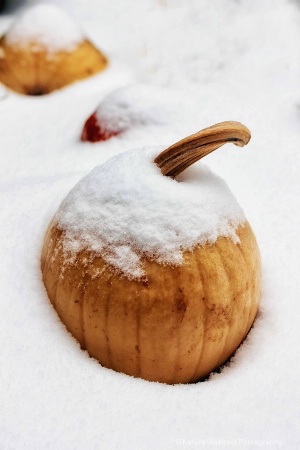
[0,37,108,94]
[41,221,261,384]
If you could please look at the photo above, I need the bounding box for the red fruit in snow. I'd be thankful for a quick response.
[81,113,119,142]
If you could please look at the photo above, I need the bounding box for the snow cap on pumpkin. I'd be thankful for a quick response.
[94,84,184,133]
[5,4,85,53]
[55,146,246,279]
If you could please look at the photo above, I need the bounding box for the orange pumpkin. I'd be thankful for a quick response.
[0,5,107,95]
[41,122,261,383]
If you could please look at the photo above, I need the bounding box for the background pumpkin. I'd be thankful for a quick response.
[0,4,107,95]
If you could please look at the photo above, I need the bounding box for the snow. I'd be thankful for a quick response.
[92,84,192,134]
[1,0,300,449]
[5,4,84,53]
[56,147,245,279]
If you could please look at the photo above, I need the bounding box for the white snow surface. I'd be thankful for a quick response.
[56,147,245,279]
[1,0,300,449]
[5,4,84,52]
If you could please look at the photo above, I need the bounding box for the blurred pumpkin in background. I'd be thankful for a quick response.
[0,4,107,95]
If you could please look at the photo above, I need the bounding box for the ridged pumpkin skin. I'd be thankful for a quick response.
[0,37,107,95]
[41,220,261,384]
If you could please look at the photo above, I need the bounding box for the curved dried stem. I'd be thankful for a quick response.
[154,121,251,178]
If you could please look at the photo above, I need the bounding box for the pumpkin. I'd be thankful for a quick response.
[41,121,261,384]
[81,84,182,143]
[0,4,107,95]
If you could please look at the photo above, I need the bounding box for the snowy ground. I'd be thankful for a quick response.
[1,0,300,449]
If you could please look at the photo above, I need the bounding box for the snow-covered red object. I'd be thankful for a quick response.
[81,113,119,142]
[81,84,184,143]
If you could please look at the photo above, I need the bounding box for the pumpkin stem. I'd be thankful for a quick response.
[154,121,251,178]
